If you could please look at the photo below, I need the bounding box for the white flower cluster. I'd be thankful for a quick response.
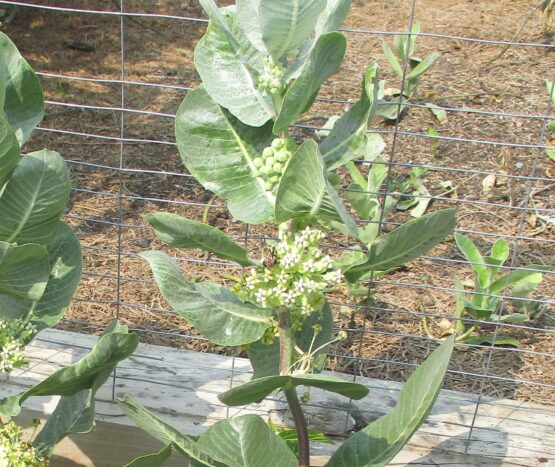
[237,227,343,320]
[0,421,50,466]
[258,57,287,96]
[254,137,296,192]
[0,319,35,374]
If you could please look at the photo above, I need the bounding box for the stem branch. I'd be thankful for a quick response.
[278,306,310,466]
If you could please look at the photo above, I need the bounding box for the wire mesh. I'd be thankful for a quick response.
[1,0,554,460]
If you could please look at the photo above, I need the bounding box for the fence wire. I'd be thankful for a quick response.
[1,0,554,461]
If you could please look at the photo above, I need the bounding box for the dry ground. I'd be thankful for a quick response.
[3,0,554,404]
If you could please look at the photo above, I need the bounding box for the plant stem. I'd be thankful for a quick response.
[277,306,310,467]
[277,307,295,374]
[284,386,311,467]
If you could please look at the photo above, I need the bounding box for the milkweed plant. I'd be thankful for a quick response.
[0,32,138,461]
[118,1,459,466]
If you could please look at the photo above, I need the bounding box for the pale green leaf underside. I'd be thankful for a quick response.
[274,32,346,133]
[321,64,379,170]
[195,6,274,127]
[259,0,326,60]
[175,85,275,225]
[140,251,271,346]
[145,212,254,267]
[326,336,455,467]
[275,140,357,237]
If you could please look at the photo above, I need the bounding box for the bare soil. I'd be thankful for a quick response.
[4,0,554,405]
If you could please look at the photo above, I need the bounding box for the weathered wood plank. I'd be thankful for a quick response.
[1,329,553,467]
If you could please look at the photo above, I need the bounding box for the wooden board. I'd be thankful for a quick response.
[1,329,554,467]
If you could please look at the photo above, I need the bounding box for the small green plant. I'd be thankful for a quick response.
[118,2,458,466]
[379,22,441,121]
[424,234,548,346]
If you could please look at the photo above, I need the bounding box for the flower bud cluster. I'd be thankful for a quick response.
[258,57,287,96]
[0,319,35,374]
[236,227,343,319]
[0,421,50,466]
[254,137,296,192]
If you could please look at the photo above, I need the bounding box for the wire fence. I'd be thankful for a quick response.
[1,0,554,460]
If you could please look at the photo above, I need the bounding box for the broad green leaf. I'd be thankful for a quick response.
[0,150,71,245]
[0,115,19,188]
[197,415,297,467]
[123,444,173,467]
[176,86,275,224]
[463,335,519,347]
[0,241,48,301]
[407,52,440,84]
[145,212,254,266]
[275,140,357,237]
[326,335,454,467]
[237,0,265,51]
[30,221,83,332]
[287,0,352,80]
[382,41,403,78]
[195,6,274,127]
[545,148,555,161]
[455,234,489,289]
[140,251,271,346]
[118,395,217,466]
[259,0,326,60]
[315,0,353,35]
[344,209,456,282]
[248,301,333,378]
[219,373,368,406]
[0,222,82,332]
[0,32,44,145]
[0,322,139,419]
[34,389,95,458]
[274,32,346,133]
[321,64,379,170]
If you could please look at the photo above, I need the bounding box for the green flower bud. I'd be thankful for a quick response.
[254,157,264,168]
[272,162,283,173]
[276,150,289,162]
[265,156,275,167]
[260,165,271,175]
[272,138,284,150]
[270,175,280,184]
[265,180,274,191]
[262,147,274,158]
